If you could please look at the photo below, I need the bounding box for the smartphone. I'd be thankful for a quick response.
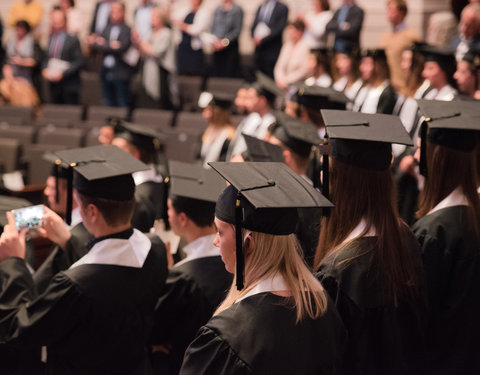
[12,205,45,231]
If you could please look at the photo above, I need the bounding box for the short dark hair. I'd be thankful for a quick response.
[290,19,306,32]
[77,192,135,226]
[15,20,31,33]
[170,195,215,227]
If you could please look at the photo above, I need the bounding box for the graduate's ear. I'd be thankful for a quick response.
[178,212,189,227]
[243,231,255,256]
[282,148,292,166]
[87,203,100,223]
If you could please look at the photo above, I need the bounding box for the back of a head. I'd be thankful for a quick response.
[170,195,215,227]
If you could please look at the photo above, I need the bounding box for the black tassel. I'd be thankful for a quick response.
[66,165,73,226]
[235,193,244,290]
[54,161,60,204]
[321,137,330,217]
[419,123,428,178]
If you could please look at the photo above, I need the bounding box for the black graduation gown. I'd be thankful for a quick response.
[316,235,427,375]
[0,233,168,375]
[133,180,165,233]
[180,292,347,375]
[33,222,93,294]
[151,256,233,375]
[296,207,322,268]
[412,206,480,375]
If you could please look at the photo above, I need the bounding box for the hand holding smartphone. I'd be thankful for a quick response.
[11,205,45,231]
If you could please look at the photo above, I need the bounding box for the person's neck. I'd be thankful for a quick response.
[184,225,216,244]
[289,162,307,176]
[92,222,131,239]
[431,79,448,91]
[257,107,271,117]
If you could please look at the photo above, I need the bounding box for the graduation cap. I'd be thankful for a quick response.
[209,161,333,290]
[53,145,149,225]
[168,160,225,203]
[320,110,412,204]
[462,49,480,70]
[43,152,70,204]
[198,91,235,109]
[292,84,350,110]
[271,111,321,158]
[362,48,387,61]
[418,44,456,73]
[114,121,164,153]
[416,99,480,176]
[253,71,283,103]
[243,133,285,162]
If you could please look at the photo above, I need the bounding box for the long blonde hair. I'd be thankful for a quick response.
[215,229,328,323]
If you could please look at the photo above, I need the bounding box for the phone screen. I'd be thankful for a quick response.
[12,205,45,230]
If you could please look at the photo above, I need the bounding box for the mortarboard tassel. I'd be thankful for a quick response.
[163,177,170,230]
[65,164,74,226]
[321,136,330,217]
[55,160,60,204]
[235,193,245,290]
[419,122,428,178]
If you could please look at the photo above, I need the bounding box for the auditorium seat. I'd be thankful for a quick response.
[132,108,174,130]
[0,124,36,146]
[0,138,21,173]
[178,75,204,112]
[0,106,34,125]
[175,111,207,131]
[87,105,128,122]
[206,77,244,96]
[37,125,85,148]
[41,104,84,122]
[22,144,67,185]
[164,128,202,163]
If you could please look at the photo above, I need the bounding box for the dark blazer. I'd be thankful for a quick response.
[377,83,397,114]
[326,3,364,51]
[44,32,83,91]
[91,23,134,81]
[451,34,480,55]
[90,1,110,34]
[251,1,289,63]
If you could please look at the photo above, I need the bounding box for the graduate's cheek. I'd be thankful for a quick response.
[215,221,236,274]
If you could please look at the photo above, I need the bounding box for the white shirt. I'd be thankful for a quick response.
[67,207,82,230]
[303,10,333,48]
[355,80,389,114]
[305,73,332,88]
[133,168,163,185]
[70,229,151,269]
[174,233,219,267]
[428,187,469,215]
[423,84,457,101]
[236,273,288,303]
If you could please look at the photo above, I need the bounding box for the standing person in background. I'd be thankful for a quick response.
[326,0,364,52]
[251,0,289,78]
[59,0,82,36]
[89,0,113,36]
[0,15,5,66]
[379,0,421,94]
[134,0,157,43]
[452,3,480,60]
[7,0,43,31]
[42,8,83,105]
[174,0,211,76]
[299,0,332,49]
[133,6,178,109]
[88,1,134,108]
[274,20,311,90]
[210,0,244,78]
[6,20,39,84]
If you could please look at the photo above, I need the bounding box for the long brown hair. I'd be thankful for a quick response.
[217,230,328,323]
[314,159,420,305]
[417,140,480,236]
[404,48,425,97]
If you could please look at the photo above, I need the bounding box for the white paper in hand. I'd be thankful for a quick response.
[254,22,271,40]
[151,219,181,254]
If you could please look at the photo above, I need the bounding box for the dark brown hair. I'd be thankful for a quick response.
[388,0,408,15]
[417,140,480,236]
[314,159,420,305]
[78,193,135,227]
[404,48,425,97]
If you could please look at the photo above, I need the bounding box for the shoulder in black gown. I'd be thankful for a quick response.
[180,292,346,375]
[412,205,480,375]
